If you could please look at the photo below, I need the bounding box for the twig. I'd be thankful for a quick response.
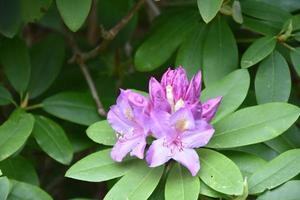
[69,0,146,63]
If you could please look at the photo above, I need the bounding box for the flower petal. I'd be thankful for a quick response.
[185,71,202,103]
[173,148,200,176]
[182,120,214,148]
[170,108,195,132]
[146,138,172,167]
[130,138,147,159]
[149,77,170,112]
[150,110,172,138]
[202,96,222,122]
[107,105,134,135]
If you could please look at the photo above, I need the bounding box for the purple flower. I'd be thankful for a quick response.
[146,108,214,176]
[149,67,222,122]
[107,89,150,162]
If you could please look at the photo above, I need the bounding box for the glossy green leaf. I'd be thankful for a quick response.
[8,180,53,200]
[248,149,300,194]
[42,92,101,126]
[0,110,35,161]
[104,161,164,200]
[21,0,52,23]
[66,149,134,182]
[290,47,300,77]
[257,180,300,200]
[201,69,250,123]
[175,22,206,78]
[0,156,39,185]
[241,36,277,68]
[135,11,198,71]
[199,180,225,198]
[234,143,278,161]
[232,0,243,24]
[255,51,291,104]
[202,16,238,86]
[0,85,14,106]
[222,151,267,178]
[28,35,65,98]
[0,38,31,93]
[33,115,73,165]
[0,176,10,200]
[0,0,21,38]
[242,16,280,36]
[207,103,300,148]
[56,0,92,32]
[165,163,200,200]
[197,0,223,23]
[86,120,116,146]
[198,149,244,195]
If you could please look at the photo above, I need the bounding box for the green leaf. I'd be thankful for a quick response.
[0,38,31,93]
[197,0,223,23]
[201,69,250,123]
[8,180,53,200]
[248,149,300,194]
[56,0,92,32]
[104,161,164,200]
[134,11,198,71]
[257,180,300,200]
[0,176,10,200]
[0,110,35,161]
[241,36,277,68]
[242,16,280,36]
[21,0,52,23]
[232,0,243,24]
[234,143,278,161]
[198,148,244,195]
[255,51,291,104]
[0,169,2,176]
[165,163,200,200]
[86,120,116,146]
[28,35,65,98]
[290,47,300,77]
[0,156,39,185]
[199,180,225,198]
[222,151,267,178]
[202,16,238,86]
[66,149,134,182]
[0,85,14,106]
[207,103,300,148]
[0,0,21,38]
[42,92,101,126]
[175,22,206,78]
[33,115,73,165]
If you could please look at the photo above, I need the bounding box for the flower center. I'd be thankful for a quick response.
[175,118,189,132]
[124,108,134,120]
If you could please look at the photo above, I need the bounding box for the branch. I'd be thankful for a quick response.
[70,0,145,63]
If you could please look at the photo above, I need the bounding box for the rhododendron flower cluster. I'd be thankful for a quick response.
[107,67,222,176]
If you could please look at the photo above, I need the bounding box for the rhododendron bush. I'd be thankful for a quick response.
[0,0,300,200]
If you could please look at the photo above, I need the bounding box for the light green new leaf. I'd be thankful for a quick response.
[241,36,277,68]
[33,115,73,165]
[257,180,300,200]
[0,176,10,200]
[255,51,291,104]
[43,92,101,126]
[165,163,200,200]
[56,0,92,32]
[201,69,250,123]
[198,149,244,195]
[197,0,223,23]
[248,149,300,194]
[0,156,39,185]
[0,0,21,38]
[135,11,198,71]
[207,103,300,148]
[176,22,206,78]
[8,180,53,200]
[0,169,2,176]
[104,161,164,200]
[28,35,65,99]
[66,149,134,182]
[202,16,238,86]
[0,38,31,93]
[232,0,243,24]
[0,85,14,106]
[86,120,116,146]
[222,151,267,178]
[290,47,300,77]
[0,110,35,161]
